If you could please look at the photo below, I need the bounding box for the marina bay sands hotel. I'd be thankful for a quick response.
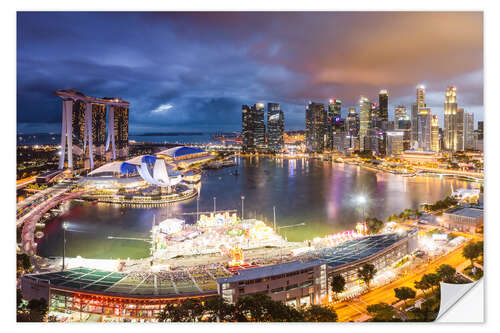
[55,89,129,171]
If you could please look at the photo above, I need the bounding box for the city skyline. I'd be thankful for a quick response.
[17,12,483,134]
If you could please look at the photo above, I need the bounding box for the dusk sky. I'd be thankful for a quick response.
[17,11,483,134]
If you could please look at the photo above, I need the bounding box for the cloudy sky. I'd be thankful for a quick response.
[17,12,483,134]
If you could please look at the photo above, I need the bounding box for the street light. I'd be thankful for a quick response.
[62,222,68,271]
[213,196,216,213]
[241,195,245,220]
[357,195,367,221]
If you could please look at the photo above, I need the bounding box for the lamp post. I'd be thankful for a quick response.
[213,196,216,213]
[62,222,68,271]
[196,195,200,222]
[241,195,245,220]
[358,195,367,221]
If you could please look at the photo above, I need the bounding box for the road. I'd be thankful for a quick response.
[333,240,475,322]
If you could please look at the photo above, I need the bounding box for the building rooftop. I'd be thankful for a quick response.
[445,207,484,218]
[158,146,206,158]
[217,260,325,284]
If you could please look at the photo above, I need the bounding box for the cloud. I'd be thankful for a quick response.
[151,104,173,113]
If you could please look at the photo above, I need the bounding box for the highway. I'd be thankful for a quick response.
[333,239,476,322]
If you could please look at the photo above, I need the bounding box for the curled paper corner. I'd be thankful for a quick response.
[436,278,484,322]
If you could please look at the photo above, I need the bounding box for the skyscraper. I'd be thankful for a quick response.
[55,89,130,170]
[346,108,359,150]
[444,86,458,151]
[464,112,475,150]
[412,85,426,148]
[242,105,255,152]
[267,103,284,153]
[114,105,129,158]
[305,102,326,153]
[378,90,388,122]
[394,105,409,126]
[417,108,432,151]
[254,103,266,149]
[386,131,404,156]
[431,115,440,152]
[327,99,342,150]
[478,121,483,140]
[359,97,371,151]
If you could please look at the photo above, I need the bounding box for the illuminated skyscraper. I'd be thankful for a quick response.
[464,112,474,150]
[386,131,404,156]
[359,97,371,151]
[55,89,130,170]
[326,99,342,150]
[444,86,458,151]
[378,89,388,122]
[411,85,426,148]
[346,108,359,150]
[431,115,440,152]
[394,105,409,126]
[267,103,284,152]
[305,102,326,153]
[242,105,255,152]
[455,107,464,151]
[254,103,266,149]
[417,108,432,151]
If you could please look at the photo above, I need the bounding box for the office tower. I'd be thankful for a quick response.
[417,108,432,151]
[412,85,426,148]
[444,86,458,151]
[267,103,284,152]
[327,99,342,150]
[370,102,379,128]
[242,105,255,152]
[378,90,389,122]
[305,102,326,153]
[478,121,483,140]
[254,103,266,149]
[91,103,107,161]
[394,105,409,127]
[455,107,465,151]
[346,108,359,149]
[397,120,412,151]
[464,112,475,150]
[431,115,440,152]
[386,131,404,156]
[359,97,371,151]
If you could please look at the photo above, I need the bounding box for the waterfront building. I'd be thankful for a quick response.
[439,207,483,234]
[378,90,389,122]
[254,103,266,149]
[346,108,359,149]
[475,121,484,151]
[444,86,458,151]
[242,103,266,152]
[397,119,412,151]
[55,89,130,171]
[242,105,255,152]
[359,97,371,151]
[456,107,465,151]
[305,102,327,153]
[464,112,475,150]
[401,150,440,164]
[386,131,404,156]
[267,103,284,152]
[431,115,440,152]
[417,108,432,151]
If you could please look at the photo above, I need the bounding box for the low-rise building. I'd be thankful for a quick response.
[439,207,484,233]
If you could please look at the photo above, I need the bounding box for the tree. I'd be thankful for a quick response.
[330,274,346,299]
[17,253,32,274]
[414,279,430,296]
[463,241,482,267]
[357,263,377,289]
[203,296,236,322]
[366,303,398,322]
[436,264,456,283]
[421,273,441,292]
[394,287,416,307]
[366,217,385,234]
[301,304,338,322]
